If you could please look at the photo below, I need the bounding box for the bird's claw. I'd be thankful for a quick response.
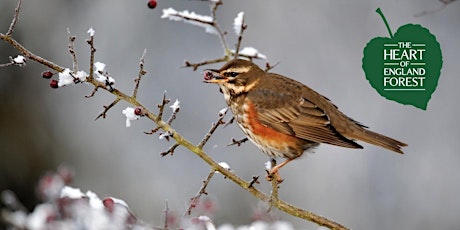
[265,169,284,183]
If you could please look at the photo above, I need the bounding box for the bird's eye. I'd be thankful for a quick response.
[228,72,239,77]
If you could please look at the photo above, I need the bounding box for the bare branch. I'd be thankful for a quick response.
[95,98,121,120]
[157,91,170,121]
[227,137,249,147]
[85,86,99,98]
[145,93,169,135]
[0,35,64,72]
[86,34,96,81]
[6,0,22,36]
[132,49,147,98]
[197,108,228,149]
[184,169,215,216]
[160,143,180,157]
[166,106,180,126]
[67,29,78,73]
[0,60,14,67]
[209,0,229,53]
[264,61,280,72]
[234,14,247,58]
[184,57,228,71]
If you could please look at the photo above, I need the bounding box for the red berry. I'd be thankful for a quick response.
[147,0,157,9]
[134,107,143,116]
[103,198,115,212]
[42,70,53,79]
[50,79,59,88]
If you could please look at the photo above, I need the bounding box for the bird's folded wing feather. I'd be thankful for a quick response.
[247,78,362,149]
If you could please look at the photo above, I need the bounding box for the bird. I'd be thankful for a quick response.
[203,59,407,182]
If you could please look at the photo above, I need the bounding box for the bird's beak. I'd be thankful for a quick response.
[203,69,228,83]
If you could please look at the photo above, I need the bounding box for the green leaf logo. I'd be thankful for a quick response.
[362,8,443,110]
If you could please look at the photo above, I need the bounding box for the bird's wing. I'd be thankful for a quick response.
[247,75,362,149]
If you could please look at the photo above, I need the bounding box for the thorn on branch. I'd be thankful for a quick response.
[144,126,161,135]
[222,117,235,129]
[85,86,99,98]
[264,61,280,72]
[248,176,260,188]
[227,137,249,147]
[160,143,179,157]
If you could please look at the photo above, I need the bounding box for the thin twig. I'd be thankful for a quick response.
[184,57,228,71]
[0,35,64,72]
[157,92,170,121]
[85,86,99,98]
[209,0,229,53]
[184,169,215,216]
[197,109,228,148]
[234,14,247,58]
[248,176,260,188]
[86,33,96,81]
[145,93,169,135]
[0,60,14,67]
[264,61,280,72]
[6,0,21,36]
[160,143,180,157]
[67,29,78,73]
[224,117,235,128]
[166,107,179,126]
[132,49,147,98]
[227,137,249,147]
[95,98,121,120]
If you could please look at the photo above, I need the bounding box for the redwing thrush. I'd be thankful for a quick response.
[204,59,407,182]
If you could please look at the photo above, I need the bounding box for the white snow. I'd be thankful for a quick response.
[122,107,141,127]
[58,68,74,87]
[87,27,95,36]
[60,186,84,199]
[170,99,180,111]
[161,7,217,34]
[12,55,26,65]
[218,107,228,116]
[233,12,244,35]
[238,47,267,59]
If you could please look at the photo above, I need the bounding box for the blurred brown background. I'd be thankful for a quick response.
[1,0,459,229]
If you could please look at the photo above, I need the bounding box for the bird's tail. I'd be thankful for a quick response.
[350,129,407,154]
